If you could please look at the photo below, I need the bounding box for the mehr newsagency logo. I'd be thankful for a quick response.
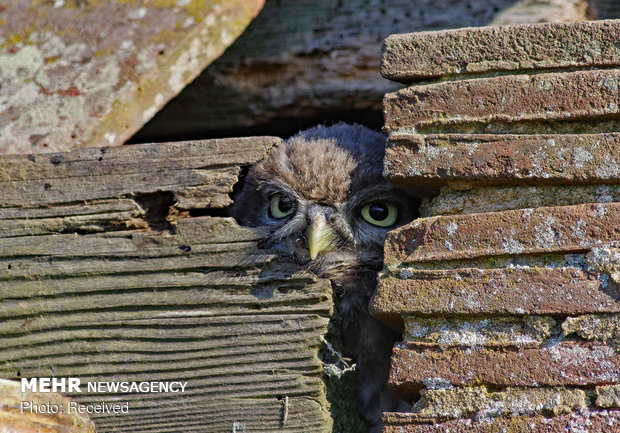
[20,377,187,415]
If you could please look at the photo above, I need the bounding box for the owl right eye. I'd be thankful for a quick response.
[361,201,398,227]
[269,193,296,219]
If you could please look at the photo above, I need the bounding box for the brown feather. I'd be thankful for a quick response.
[232,123,417,432]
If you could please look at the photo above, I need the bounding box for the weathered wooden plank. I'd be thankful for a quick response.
[90,397,329,433]
[0,248,272,280]
[92,398,329,433]
[0,167,237,207]
[0,138,279,210]
[0,199,138,219]
[0,137,277,180]
[0,211,147,237]
[0,138,333,433]
[0,217,267,258]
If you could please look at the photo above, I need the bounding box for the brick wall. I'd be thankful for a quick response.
[376,19,620,432]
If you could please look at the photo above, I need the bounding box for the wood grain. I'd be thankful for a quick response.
[0,138,334,432]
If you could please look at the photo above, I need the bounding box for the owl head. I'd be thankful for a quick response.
[232,123,416,282]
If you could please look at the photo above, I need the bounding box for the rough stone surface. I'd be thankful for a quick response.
[421,184,620,217]
[385,133,620,194]
[596,385,620,408]
[382,409,620,433]
[385,202,620,264]
[373,267,619,319]
[133,0,519,142]
[0,0,264,154]
[381,19,620,82]
[404,316,556,347]
[563,314,620,349]
[0,377,95,433]
[390,341,620,401]
[383,69,620,134]
[413,386,587,419]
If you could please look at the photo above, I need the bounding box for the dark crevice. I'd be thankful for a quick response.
[190,207,231,218]
[413,117,620,136]
[393,64,620,87]
[133,191,176,233]
[128,109,384,145]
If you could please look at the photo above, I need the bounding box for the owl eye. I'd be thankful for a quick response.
[269,193,296,219]
[361,202,398,227]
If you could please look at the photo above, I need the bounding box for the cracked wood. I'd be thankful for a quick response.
[0,137,334,433]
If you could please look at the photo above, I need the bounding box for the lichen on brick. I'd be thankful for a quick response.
[412,386,587,420]
[586,247,620,285]
[595,385,620,408]
[422,184,620,217]
[404,316,556,348]
[562,314,620,350]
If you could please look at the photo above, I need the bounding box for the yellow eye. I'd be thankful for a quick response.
[361,202,398,227]
[269,193,296,219]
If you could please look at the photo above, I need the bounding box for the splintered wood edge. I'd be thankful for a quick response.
[0,136,335,433]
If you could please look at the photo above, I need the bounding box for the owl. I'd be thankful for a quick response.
[232,123,415,432]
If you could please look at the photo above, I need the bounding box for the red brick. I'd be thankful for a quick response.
[382,410,620,433]
[385,202,620,264]
[389,342,620,401]
[383,69,620,133]
[381,20,620,82]
[371,267,619,319]
[385,133,620,192]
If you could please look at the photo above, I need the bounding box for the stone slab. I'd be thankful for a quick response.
[389,342,620,400]
[421,184,620,217]
[385,202,620,264]
[0,0,264,154]
[0,378,95,433]
[403,316,556,348]
[385,133,620,192]
[372,267,619,320]
[382,409,620,433]
[383,69,620,133]
[381,19,620,82]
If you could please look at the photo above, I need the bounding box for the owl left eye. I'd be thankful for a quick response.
[361,202,398,227]
[269,193,296,219]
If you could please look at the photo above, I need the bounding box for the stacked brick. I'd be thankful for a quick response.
[374,20,620,432]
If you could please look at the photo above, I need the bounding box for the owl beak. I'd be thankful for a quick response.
[306,214,337,260]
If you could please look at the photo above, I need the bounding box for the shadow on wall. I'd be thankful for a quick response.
[129,0,522,143]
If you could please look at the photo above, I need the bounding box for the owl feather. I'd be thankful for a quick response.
[233,123,415,432]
